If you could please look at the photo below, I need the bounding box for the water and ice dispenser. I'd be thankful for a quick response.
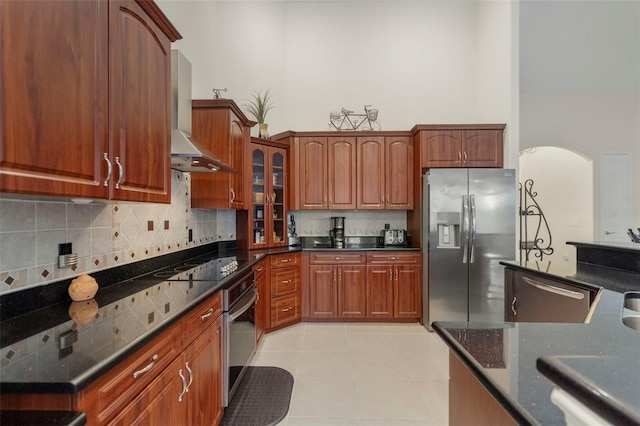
[436,212,460,248]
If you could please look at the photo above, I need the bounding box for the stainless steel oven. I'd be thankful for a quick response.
[222,269,257,406]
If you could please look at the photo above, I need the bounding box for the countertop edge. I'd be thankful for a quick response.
[0,260,261,394]
[432,322,539,426]
[536,357,640,426]
[0,410,87,426]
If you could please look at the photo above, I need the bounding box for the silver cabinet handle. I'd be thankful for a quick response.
[103,153,112,187]
[256,266,265,272]
[334,257,342,260]
[388,256,398,260]
[185,362,193,392]
[132,354,158,379]
[178,369,187,402]
[521,276,585,300]
[389,270,393,281]
[281,259,290,263]
[395,269,399,281]
[282,307,293,312]
[230,188,236,203]
[200,308,214,320]
[458,151,462,163]
[282,279,293,284]
[463,151,468,163]
[511,296,517,316]
[114,156,124,189]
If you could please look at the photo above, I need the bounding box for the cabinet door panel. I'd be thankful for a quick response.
[271,267,299,298]
[110,0,170,203]
[299,137,327,209]
[385,136,413,209]
[328,137,357,209]
[357,137,385,209]
[108,357,185,426]
[394,265,421,318]
[271,293,300,328]
[420,130,462,168]
[337,265,366,318]
[366,265,394,319]
[230,113,247,208]
[0,0,109,198]
[462,130,503,168]
[186,315,223,426]
[308,265,337,318]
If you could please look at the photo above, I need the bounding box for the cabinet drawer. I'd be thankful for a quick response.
[253,259,267,279]
[310,252,366,264]
[85,327,179,425]
[270,252,300,269]
[270,267,299,297]
[270,293,300,328]
[366,252,420,264]
[180,292,222,347]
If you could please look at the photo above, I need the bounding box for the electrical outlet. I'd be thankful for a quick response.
[59,242,72,255]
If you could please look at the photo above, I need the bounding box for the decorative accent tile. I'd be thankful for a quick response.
[164,220,170,230]
[147,221,154,231]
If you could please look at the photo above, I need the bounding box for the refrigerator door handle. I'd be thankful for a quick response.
[461,195,469,263]
[470,194,477,263]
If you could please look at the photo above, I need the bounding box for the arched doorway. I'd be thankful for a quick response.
[518,146,593,266]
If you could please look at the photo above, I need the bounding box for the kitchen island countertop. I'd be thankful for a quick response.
[434,252,640,425]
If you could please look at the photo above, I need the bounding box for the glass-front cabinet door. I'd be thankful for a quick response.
[250,144,288,249]
[251,147,267,247]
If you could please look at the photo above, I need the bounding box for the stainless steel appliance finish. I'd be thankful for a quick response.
[222,269,257,406]
[288,213,300,247]
[381,229,408,247]
[422,169,516,328]
[170,50,234,173]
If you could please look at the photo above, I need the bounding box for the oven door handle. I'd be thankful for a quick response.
[226,288,257,323]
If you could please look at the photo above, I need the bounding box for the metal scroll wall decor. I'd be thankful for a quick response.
[519,179,554,261]
[329,105,381,131]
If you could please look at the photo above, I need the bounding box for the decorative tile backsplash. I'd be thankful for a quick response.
[0,170,235,295]
[291,210,407,237]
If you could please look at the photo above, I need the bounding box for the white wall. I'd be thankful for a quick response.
[156,0,513,135]
[519,0,640,238]
[519,147,594,266]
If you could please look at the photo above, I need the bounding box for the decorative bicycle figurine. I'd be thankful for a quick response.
[329,105,381,131]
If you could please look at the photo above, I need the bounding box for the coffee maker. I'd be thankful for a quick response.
[330,216,345,248]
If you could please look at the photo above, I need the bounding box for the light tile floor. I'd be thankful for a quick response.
[251,322,449,426]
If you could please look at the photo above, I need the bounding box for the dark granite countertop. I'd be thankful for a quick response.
[0,244,273,394]
[298,236,419,251]
[435,248,640,425]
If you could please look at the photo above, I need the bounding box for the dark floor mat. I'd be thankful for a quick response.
[220,366,294,426]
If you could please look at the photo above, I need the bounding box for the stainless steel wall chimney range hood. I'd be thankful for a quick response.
[170,50,235,173]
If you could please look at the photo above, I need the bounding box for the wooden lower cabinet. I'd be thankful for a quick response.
[307,251,421,321]
[268,252,302,331]
[337,265,366,318]
[254,259,268,344]
[449,351,517,426]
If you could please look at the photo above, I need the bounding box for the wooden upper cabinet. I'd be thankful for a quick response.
[416,125,505,169]
[190,100,255,209]
[357,137,385,209]
[328,137,357,209]
[109,0,172,203]
[297,137,328,209]
[0,0,180,202]
[385,136,413,209]
[462,129,504,168]
[357,135,413,210]
[0,0,109,199]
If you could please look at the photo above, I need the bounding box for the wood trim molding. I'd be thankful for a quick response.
[135,0,182,41]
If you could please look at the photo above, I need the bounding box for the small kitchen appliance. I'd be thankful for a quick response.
[288,214,300,247]
[380,227,408,247]
[330,216,346,248]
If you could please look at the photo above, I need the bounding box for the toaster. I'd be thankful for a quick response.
[380,229,408,247]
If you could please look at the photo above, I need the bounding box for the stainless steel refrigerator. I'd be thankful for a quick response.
[422,169,516,328]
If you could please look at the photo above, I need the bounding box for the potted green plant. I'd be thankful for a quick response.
[245,89,274,139]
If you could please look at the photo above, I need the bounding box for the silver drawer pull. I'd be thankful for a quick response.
[256,266,264,272]
[281,259,291,263]
[103,153,112,187]
[282,307,293,312]
[200,308,214,320]
[511,296,517,316]
[133,354,158,379]
[388,257,398,260]
[282,279,293,284]
[334,257,342,260]
[114,156,124,189]
[521,276,585,300]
